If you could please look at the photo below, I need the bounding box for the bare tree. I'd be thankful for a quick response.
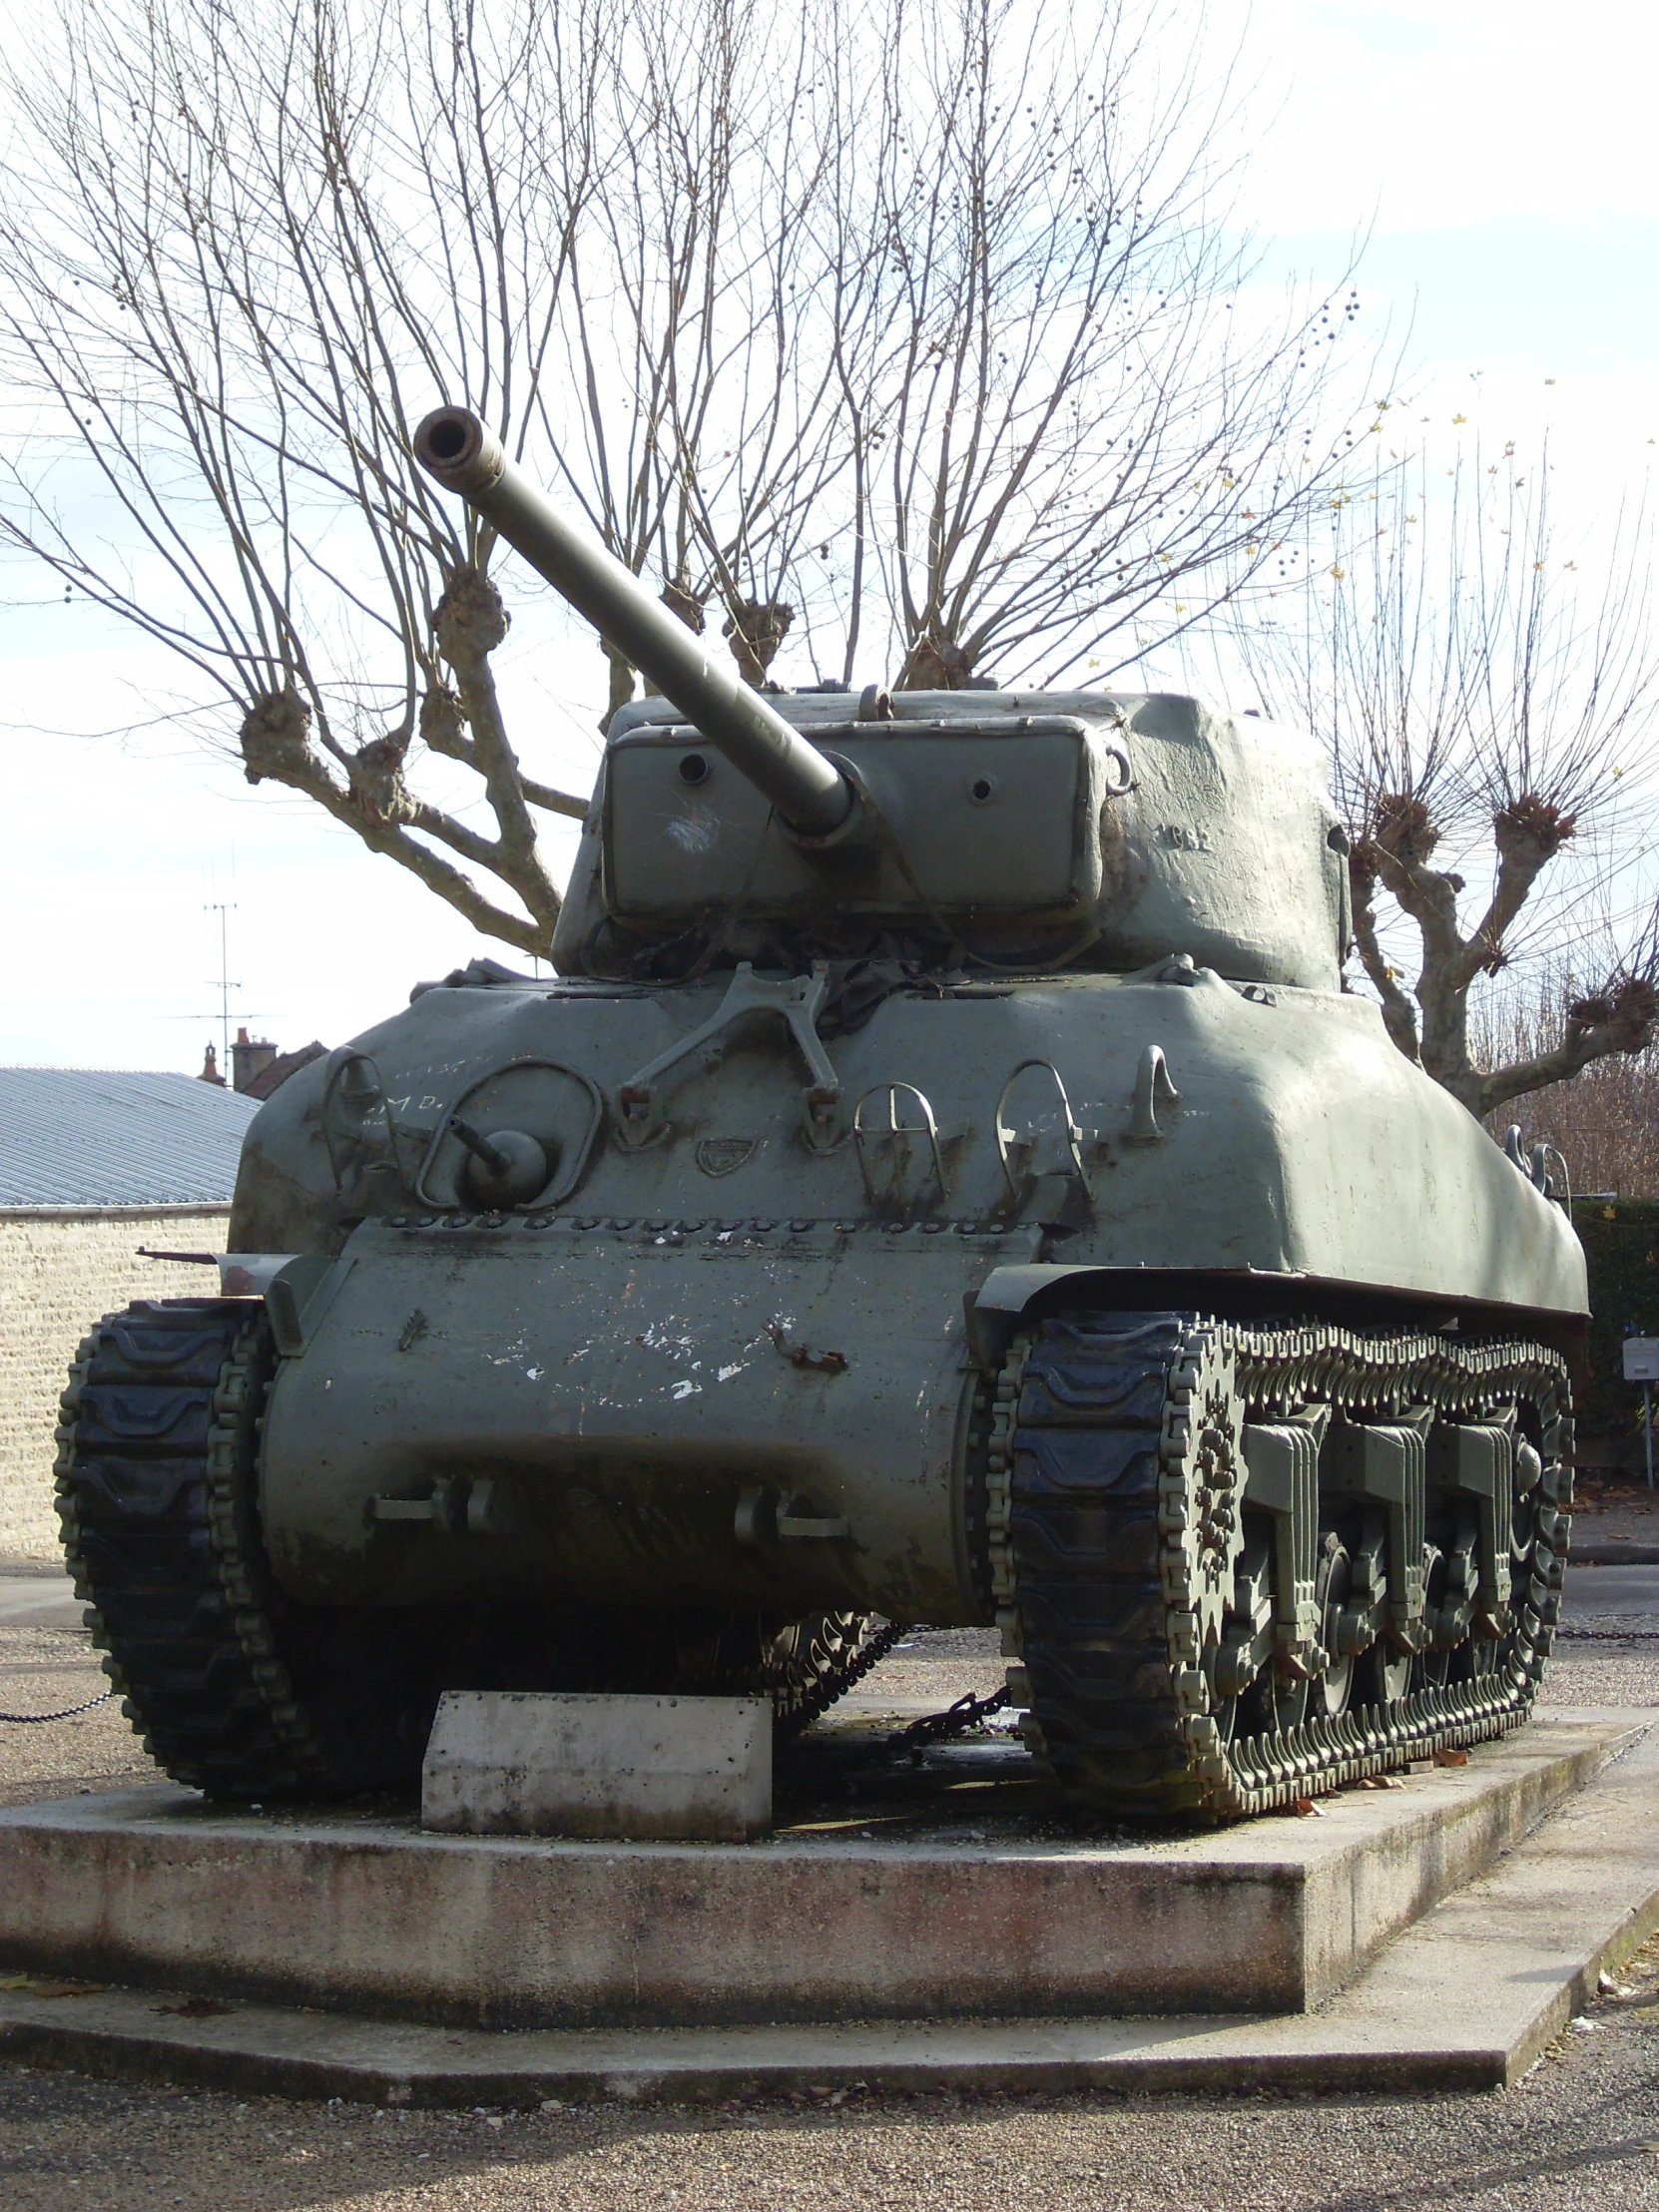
[809,0,1368,691]
[0,0,623,951]
[544,0,865,721]
[1240,435,1659,1116]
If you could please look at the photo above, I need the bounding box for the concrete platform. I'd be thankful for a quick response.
[1,1712,1655,2102]
[0,1713,1639,2032]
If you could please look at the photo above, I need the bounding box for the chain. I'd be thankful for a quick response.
[888,1686,1011,1760]
[0,1689,113,1724]
[1555,1626,1659,1643]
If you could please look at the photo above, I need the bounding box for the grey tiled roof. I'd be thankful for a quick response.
[0,1068,262,1208]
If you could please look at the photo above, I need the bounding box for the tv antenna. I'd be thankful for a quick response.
[205,901,241,1076]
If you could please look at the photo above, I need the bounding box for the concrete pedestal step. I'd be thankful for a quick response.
[1,1711,1656,2101]
[0,1715,1638,2031]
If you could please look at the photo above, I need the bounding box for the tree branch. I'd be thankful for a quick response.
[238,686,546,952]
[1474,979,1659,1118]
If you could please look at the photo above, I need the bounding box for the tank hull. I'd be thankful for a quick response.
[245,968,1585,1622]
[259,1222,980,1619]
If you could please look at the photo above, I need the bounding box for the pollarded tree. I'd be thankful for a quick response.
[0,0,855,951]
[0,0,1372,957]
[547,0,865,723]
[1239,434,1659,1117]
[0,0,609,951]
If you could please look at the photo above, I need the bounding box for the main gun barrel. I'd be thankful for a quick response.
[413,407,851,835]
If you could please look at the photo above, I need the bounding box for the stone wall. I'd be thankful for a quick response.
[0,1210,230,1559]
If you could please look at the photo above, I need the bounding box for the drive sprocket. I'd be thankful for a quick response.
[57,1298,434,1797]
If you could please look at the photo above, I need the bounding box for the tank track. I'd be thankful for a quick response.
[986,1310,1571,1819]
[772,1617,909,1738]
[58,1299,887,1798]
[56,1299,333,1796]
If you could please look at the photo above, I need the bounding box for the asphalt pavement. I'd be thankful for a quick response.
[1561,1565,1659,1622]
[0,1573,82,1631]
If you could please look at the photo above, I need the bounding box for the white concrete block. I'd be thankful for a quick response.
[420,1690,773,1842]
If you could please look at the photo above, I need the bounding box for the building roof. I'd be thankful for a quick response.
[245,1040,326,1101]
[0,1068,262,1209]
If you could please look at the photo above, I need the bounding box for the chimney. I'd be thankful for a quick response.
[232,1025,278,1095]
[199,1043,227,1086]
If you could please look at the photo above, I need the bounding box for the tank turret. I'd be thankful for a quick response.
[416,407,1350,989]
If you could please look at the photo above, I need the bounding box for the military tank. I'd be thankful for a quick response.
[54,406,1584,1819]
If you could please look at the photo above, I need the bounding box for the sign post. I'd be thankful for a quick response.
[1622,1339,1659,1488]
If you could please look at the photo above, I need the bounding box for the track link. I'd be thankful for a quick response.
[988,1311,1571,1818]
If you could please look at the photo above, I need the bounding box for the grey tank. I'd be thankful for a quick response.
[53,410,1584,1818]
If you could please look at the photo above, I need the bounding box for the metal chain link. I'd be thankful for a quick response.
[888,1685,1011,1759]
[0,1689,113,1724]
[774,1619,911,1740]
[1555,1626,1659,1643]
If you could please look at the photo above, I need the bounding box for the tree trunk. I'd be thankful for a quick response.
[896,632,975,690]
[723,597,793,688]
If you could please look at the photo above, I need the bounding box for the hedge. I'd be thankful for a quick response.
[1567,1197,1659,1438]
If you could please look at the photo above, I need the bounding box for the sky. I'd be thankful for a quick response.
[4,0,1658,1070]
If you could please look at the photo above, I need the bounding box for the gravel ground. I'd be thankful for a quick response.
[845,1627,1005,1709]
[0,1624,150,1810]
[3,1605,1659,2207]
[3,1942,1659,2212]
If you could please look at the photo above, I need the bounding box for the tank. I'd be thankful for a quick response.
[53,408,1584,1818]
